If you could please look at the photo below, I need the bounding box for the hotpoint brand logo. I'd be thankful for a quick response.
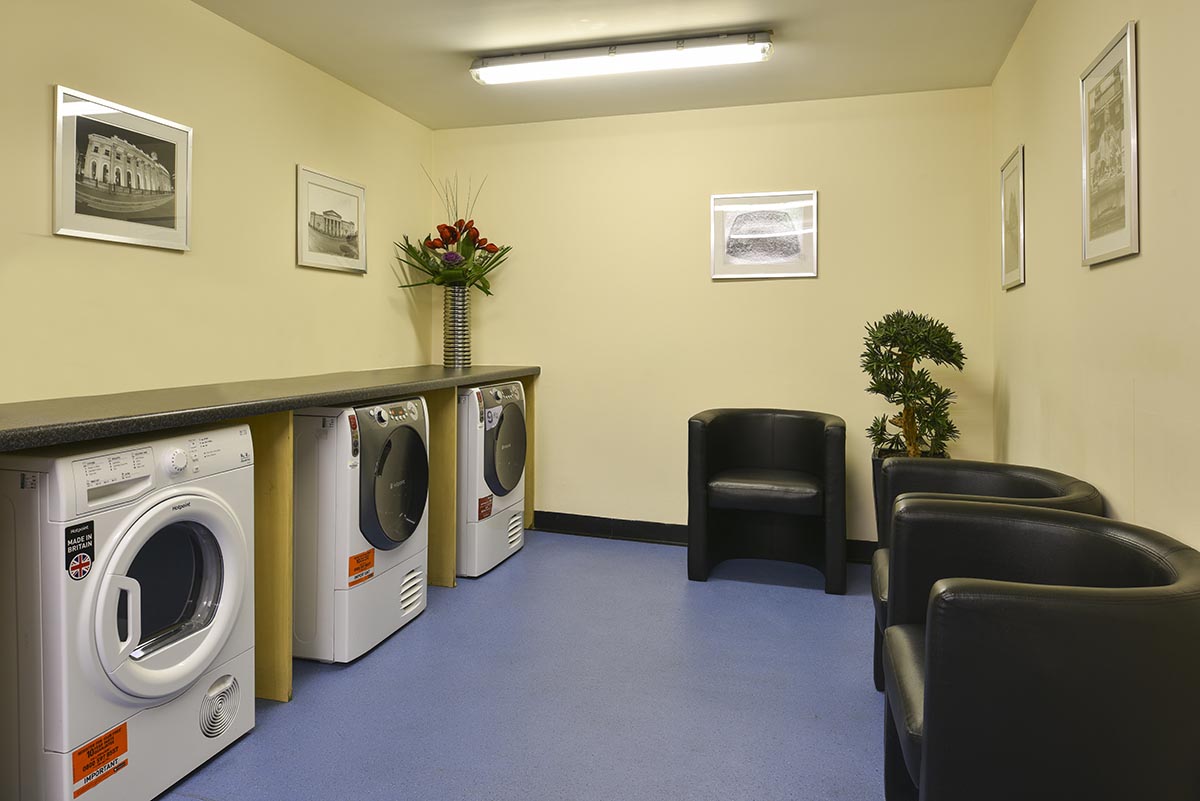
[500,443,511,451]
[172,501,192,511]
[390,480,406,490]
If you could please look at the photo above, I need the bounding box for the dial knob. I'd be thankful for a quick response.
[493,390,502,400]
[373,407,388,425]
[166,448,189,475]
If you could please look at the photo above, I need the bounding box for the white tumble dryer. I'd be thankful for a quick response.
[292,396,429,663]
[457,381,527,577]
[0,425,255,801]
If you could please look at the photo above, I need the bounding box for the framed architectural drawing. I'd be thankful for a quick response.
[1000,145,1025,290]
[1080,21,1138,267]
[54,86,192,250]
[297,166,366,273]
[711,191,817,279]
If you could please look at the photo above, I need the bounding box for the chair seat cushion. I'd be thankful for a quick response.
[872,547,890,629]
[883,624,926,782]
[707,468,824,515]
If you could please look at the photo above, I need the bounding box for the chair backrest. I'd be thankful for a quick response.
[695,409,841,476]
[877,457,1104,546]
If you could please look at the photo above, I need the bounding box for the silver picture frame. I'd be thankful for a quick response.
[711,190,818,280]
[1080,21,1138,267]
[297,165,367,274]
[54,86,192,251]
[1000,145,1025,290]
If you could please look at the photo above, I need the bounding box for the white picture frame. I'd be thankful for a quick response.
[297,165,366,273]
[54,86,192,251]
[1000,145,1025,290]
[1080,21,1138,267]
[711,191,817,279]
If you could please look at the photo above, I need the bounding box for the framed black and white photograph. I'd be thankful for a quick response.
[1080,21,1138,267]
[297,165,366,273]
[711,191,817,280]
[54,86,191,251]
[1000,145,1025,290]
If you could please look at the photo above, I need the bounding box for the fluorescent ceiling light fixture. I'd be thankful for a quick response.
[470,32,772,85]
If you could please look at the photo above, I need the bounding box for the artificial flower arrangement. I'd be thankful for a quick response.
[393,175,512,295]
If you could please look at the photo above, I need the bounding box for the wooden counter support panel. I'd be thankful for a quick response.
[522,377,537,530]
[231,412,294,703]
[425,388,458,588]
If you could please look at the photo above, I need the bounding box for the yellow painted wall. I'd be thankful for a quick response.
[0,0,434,405]
[433,89,995,540]
[991,0,1200,545]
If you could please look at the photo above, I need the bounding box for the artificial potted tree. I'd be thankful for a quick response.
[860,310,966,518]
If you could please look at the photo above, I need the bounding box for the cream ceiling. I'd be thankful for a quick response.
[192,0,1035,129]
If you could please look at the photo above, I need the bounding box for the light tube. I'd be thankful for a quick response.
[470,32,772,85]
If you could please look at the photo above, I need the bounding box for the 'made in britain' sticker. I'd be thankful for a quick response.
[66,521,95,580]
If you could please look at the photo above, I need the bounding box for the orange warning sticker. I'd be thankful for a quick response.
[348,548,375,587]
[478,495,494,520]
[72,722,128,798]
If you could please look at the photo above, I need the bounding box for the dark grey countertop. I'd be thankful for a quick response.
[0,364,540,451]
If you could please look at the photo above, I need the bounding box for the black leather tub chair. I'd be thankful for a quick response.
[872,457,1103,689]
[882,499,1200,801]
[688,409,846,594]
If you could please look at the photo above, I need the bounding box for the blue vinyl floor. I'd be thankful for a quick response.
[162,531,883,801]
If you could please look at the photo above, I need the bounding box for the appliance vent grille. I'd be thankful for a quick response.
[199,675,240,739]
[507,513,524,549]
[400,569,424,612]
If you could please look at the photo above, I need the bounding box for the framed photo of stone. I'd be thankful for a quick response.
[711,191,817,279]
[1080,21,1138,267]
[297,165,366,273]
[1000,145,1025,290]
[53,86,191,251]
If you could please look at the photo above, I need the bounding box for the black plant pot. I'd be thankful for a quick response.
[870,446,950,542]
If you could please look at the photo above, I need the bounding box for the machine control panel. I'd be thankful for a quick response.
[58,425,253,521]
[370,402,422,427]
[483,384,521,406]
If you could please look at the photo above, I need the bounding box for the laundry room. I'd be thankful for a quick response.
[3,1,1200,800]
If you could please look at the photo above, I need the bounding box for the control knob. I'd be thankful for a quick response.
[165,448,189,475]
[373,407,388,426]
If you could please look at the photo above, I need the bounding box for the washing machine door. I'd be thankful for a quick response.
[93,492,247,700]
[484,402,527,497]
[360,425,429,550]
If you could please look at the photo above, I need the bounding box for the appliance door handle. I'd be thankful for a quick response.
[113,575,142,660]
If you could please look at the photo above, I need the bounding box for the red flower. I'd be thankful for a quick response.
[455,219,466,231]
[484,243,499,253]
[436,223,459,245]
[427,237,444,249]
[477,237,488,247]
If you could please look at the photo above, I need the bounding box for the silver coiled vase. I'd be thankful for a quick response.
[442,285,471,368]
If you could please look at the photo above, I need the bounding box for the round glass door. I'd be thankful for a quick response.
[485,403,526,497]
[95,493,247,700]
[363,427,429,550]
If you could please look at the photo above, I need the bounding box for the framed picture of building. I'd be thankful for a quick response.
[1080,21,1138,267]
[297,166,366,274]
[1000,145,1025,290]
[711,191,818,279]
[53,86,192,251]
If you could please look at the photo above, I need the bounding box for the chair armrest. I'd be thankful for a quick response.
[822,418,845,527]
[919,576,1200,801]
[688,414,712,502]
